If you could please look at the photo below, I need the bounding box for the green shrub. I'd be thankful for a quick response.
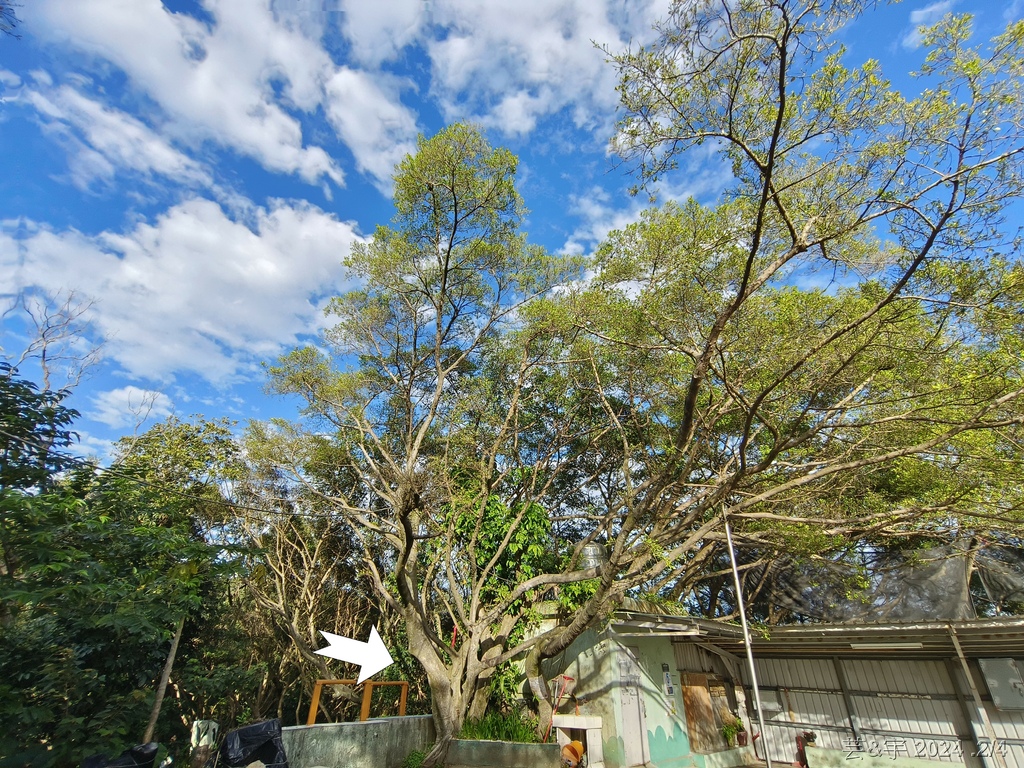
[721,715,745,744]
[401,747,429,768]
[459,708,540,743]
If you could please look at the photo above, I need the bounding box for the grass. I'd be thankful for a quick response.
[458,708,541,743]
[401,746,430,768]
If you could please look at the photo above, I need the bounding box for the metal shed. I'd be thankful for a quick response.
[611,613,1024,768]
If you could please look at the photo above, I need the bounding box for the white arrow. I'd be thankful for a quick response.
[315,626,394,684]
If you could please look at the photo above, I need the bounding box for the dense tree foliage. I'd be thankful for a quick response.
[0,375,361,765]
[0,376,236,764]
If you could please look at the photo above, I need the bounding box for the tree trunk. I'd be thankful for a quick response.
[467,680,491,722]
[525,646,552,741]
[143,615,185,743]
[404,611,463,767]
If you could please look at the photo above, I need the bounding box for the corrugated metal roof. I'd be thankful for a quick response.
[610,612,1024,659]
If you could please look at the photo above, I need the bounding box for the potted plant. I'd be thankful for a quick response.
[722,715,746,747]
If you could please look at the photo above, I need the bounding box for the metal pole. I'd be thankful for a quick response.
[724,509,773,768]
[949,626,1007,768]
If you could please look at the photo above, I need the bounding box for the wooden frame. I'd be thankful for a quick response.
[306,679,409,725]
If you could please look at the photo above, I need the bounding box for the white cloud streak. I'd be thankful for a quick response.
[323,69,418,193]
[901,0,957,49]
[1,198,365,384]
[32,0,420,190]
[15,77,212,190]
[90,386,174,429]
[35,0,345,185]
[425,0,670,135]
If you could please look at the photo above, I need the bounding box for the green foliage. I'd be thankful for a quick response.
[487,660,526,711]
[0,362,77,489]
[459,708,540,743]
[721,715,745,743]
[557,578,601,615]
[401,747,430,768]
[0,387,244,765]
[450,494,555,602]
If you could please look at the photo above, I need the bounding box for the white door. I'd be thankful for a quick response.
[618,646,650,766]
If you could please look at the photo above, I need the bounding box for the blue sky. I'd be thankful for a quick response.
[0,0,1020,457]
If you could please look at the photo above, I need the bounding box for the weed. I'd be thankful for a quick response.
[459,708,540,743]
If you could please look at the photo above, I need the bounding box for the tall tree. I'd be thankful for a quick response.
[266,123,593,761]
[0,408,240,766]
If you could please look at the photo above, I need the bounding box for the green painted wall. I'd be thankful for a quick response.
[542,630,624,768]
[627,637,696,768]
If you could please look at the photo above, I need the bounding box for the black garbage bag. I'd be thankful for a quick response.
[220,719,289,768]
[81,743,159,768]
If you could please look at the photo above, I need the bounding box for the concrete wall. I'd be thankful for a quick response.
[446,739,560,768]
[282,715,434,768]
[628,636,696,768]
[542,629,622,768]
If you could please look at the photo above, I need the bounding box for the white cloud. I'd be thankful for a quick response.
[34,0,346,185]
[901,0,957,49]
[562,186,644,255]
[31,0,425,191]
[323,69,418,192]
[26,0,677,191]
[90,386,174,429]
[0,69,21,88]
[17,78,212,190]
[338,0,424,67]
[71,430,117,462]
[1,198,365,384]
[422,0,670,136]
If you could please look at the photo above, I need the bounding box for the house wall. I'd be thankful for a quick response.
[740,656,978,767]
[542,629,622,767]
[545,630,763,768]
[723,653,1024,768]
[543,630,704,768]
[623,636,695,768]
[966,659,1024,768]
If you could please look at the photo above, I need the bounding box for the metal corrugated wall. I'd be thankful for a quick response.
[671,645,1024,768]
[751,657,857,763]
[750,657,976,766]
[966,663,1024,768]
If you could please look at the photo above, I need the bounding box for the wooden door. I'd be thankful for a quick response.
[682,673,723,752]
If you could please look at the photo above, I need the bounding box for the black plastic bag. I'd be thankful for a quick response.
[81,743,159,768]
[220,719,289,768]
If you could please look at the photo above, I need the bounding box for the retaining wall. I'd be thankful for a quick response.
[282,714,435,768]
[446,739,560,768]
